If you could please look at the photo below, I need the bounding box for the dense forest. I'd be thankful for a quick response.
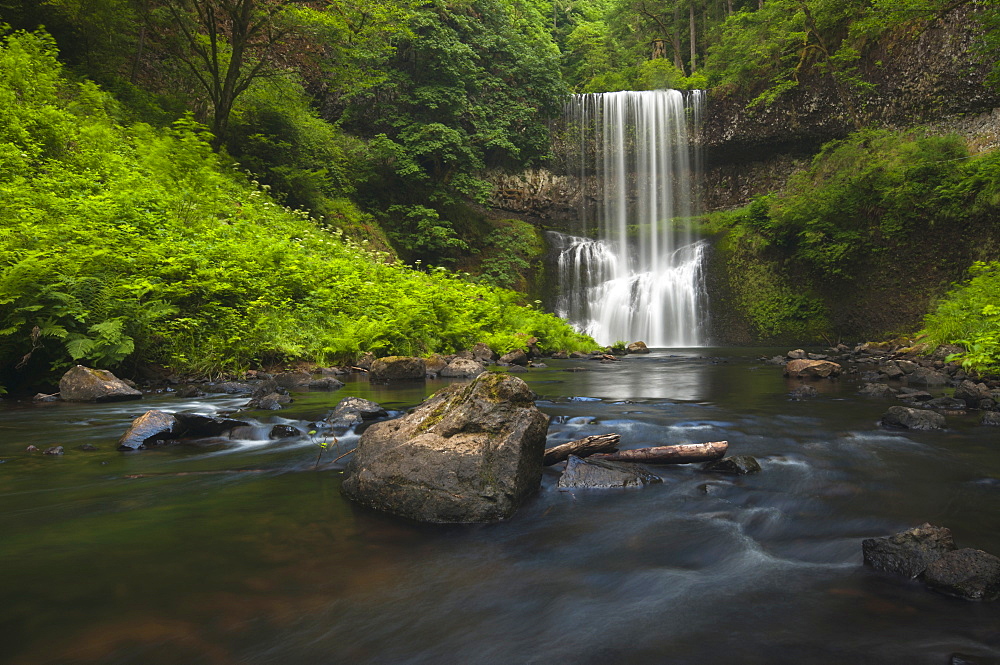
[1,0,999,392]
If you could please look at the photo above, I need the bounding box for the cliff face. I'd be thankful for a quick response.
[490,5,1000,221]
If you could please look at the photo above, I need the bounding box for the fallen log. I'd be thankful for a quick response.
[589,441,728,464]
[543,433,620,466]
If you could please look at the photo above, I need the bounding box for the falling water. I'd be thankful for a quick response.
[554,89,706,347]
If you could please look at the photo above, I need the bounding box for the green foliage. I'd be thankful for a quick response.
[476,219,545,290]
[0,30,595,389]
[922,262,1000,374]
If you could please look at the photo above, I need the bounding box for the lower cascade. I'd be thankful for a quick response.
[555,89,707,347]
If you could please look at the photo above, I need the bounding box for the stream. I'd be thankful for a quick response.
[2,349,999,664]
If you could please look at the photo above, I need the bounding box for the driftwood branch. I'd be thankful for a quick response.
[590,441,728,464]
[543,433,620,466]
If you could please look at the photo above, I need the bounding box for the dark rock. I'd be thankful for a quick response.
[627,341,651,354]
[499,349,529,366]
[326,397,387,428]
[983,412,1000,426]
[550,351,569,360]
[557,455,662,489]
[859,383,896,398]
[77,444,98,451]
[206,381,254,395]
[922,548,1000,601]
[454,350,474,360]
[702,455,762,475]
[895,360,919,374]
[173,413,249,437]
[25,445,39,452]
[440,358,486,378]
[924,397,967,411]
[118,410,180,450]
[897,388,933,401]
[175,385,205,398]
[955,380,992,409]
[786,349,808,360]
[273,371,312,389]
[32,392,59,402]
[880,406,946,430]
[862,523,955,578]
[529,362,547,368]
[269,424,300,439]
[764,355,787,366]
[43,446,64,455]
[979,398,997,411]
[860,371,882,382]
[880,364,905,380]
[789,385,819,400]
[342,372,549,523]
[307,377,344,391]
[906,367,950,387]
[506,364,529,372]
[783,359,842,379]
[59,365,142,402]
[250,393,291,410]
[320,366,346,376]
[370,356,426,381]
[569,351,589,359]
[807,353,829,360]
[471,343,496,363]
[424,354,449,375]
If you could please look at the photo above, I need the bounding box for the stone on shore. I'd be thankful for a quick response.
[862,523,955,578]
[59,365,142,402]
[370,356,426,381]
[557,455,662,489]
[342,372,549,523]
[783,359,842,379]
[440,358,486,378]
[627,341,650,354]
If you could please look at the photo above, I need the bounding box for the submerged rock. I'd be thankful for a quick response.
[59,365,142,402]
[906,367,950,387]
[862,523,955,578]
[859,383,896,398]
[789,385,819,400]
[880,406,946,430]
[982,412,1000,426]
[783,359,842,379]
[922,549,1000,601]
[342,372,549,523]
[43,446,64,455]
[370,356,426,381]
[557,455,661,489]
[702,455,762,475]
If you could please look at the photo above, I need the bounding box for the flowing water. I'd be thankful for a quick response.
[555,90,707,347]
[2,351,1000,664]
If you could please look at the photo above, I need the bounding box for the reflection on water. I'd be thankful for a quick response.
[2,349,1000,664]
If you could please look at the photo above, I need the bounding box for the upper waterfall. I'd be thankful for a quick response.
[554,89,707,347]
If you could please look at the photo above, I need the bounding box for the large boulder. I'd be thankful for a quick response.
[59,365,142,402]
[439,358,485,378]
[424,354,449,375]
[862,523,955,578]
[921,548,1000,601]
[341,372,549,523]
[627,341,650,354]
[369,356,426,381]
[880,406,946,431]
[471,343,496,363]
[557,455,661,489]
[783,359,842,379]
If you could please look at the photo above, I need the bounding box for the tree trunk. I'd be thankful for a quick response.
[590,441,727,464]
[689,3,697,73]
[543,433,621,466]
[672,5,686,74]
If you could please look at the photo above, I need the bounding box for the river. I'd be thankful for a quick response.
[2,349,998,664]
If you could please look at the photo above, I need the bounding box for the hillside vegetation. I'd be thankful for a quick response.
[0,30,595,392]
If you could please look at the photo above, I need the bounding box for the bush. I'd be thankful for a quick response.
[921,262,1000,375]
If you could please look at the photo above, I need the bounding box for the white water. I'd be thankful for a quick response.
[555,89,706,347]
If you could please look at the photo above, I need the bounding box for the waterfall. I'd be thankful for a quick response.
[554,89,706,348]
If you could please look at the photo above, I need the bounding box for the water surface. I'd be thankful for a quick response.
[2,349,999,664]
